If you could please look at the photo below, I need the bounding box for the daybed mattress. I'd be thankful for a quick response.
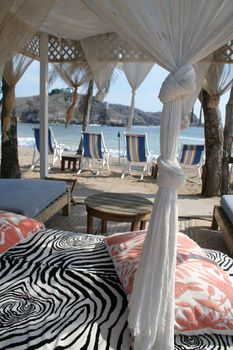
[0,179,66,217]
[221,195,233,226]
[0,229,233,350]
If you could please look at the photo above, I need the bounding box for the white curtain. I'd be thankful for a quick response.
[123,62,154,129]
[0,0,55,77]
[82,1,233,349]
[2,53,33,141]
[49,62,92,126]
[81,36,118,91]
[203,63,233,107]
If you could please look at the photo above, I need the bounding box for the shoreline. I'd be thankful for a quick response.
[13,124,204,160]
[18,145,206,197]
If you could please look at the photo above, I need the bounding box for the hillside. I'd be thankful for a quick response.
[14,91,199,126]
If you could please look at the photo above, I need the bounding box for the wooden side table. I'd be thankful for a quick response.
[61,152,81,172]
[84,192,153,234]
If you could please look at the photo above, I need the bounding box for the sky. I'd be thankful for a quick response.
[15,60,230,122]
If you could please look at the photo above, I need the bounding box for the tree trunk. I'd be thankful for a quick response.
[201,89,223,197]
[1,78,21,178]
[199,106,202,126]
[77,79,94,154]
[83,80,94,132]
[221,85,233,195]
[190,107,194,124]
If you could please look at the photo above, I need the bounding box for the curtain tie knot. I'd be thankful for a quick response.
[157,157,186,189]
[159,64,196,103]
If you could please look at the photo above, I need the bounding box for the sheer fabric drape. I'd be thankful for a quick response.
[82,1,233,349]
[0,0,55,76]
[123,62,154,129]
[203,63,233,108]
[2,53,32,141]
[81,37,118,91]
[50,63,91,126]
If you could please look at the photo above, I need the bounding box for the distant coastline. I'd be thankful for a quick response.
[12,90,201,127]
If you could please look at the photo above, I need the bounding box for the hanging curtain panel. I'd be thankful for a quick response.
[123,62,154,89]
[203,63,233,107]
[2,54,33,141]
[0,0,55,76]
[81,35,119,91]
[123,62,154,129]
[82,1,233,349]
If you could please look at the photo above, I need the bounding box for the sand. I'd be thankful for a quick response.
[18,145,200,192]
[10,145,229,256]
[17,145,221,220]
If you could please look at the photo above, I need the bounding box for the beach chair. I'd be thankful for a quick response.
[30,127,64,170]
[78,131,110,176]
[179,144,204,178]
[121,133,151,180]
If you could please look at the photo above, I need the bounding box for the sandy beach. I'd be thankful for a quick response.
[11,146,229,256]
[18,145,216,199]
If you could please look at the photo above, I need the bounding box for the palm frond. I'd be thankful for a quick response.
[49,62,92,89]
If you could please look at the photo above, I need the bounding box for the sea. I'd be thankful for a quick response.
[1,123,205,158]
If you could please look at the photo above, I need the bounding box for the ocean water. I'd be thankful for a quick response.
[2,123,204,158]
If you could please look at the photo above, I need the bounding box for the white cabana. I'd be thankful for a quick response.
[2,2,233,350]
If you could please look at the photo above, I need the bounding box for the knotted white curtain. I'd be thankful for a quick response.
[123,62,154,129]
[81,37,118,91]
[49,62,92,126]
[2,53,33,142]
[203,63,233,107]
[82,1,233,349]
[0,0,55,76]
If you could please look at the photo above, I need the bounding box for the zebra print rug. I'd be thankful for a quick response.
[0,229,232,350]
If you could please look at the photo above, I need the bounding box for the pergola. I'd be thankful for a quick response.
[18,31,233,178]
[2,1,233,349]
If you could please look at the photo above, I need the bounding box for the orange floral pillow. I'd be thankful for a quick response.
[0,210,44,254]
[105,231,233,335]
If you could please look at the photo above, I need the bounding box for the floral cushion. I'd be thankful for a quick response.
[105,231,233,335]
[0,210,44,254]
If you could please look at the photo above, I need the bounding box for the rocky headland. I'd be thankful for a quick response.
[14,90,200,126]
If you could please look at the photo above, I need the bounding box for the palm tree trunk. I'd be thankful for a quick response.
[199,107,202,126]
[190,107,194,124]
[221,85,233,195]
[77,79,94,154]
[83,80,94,132]
[201,89,223,197]
[1,78,21,178]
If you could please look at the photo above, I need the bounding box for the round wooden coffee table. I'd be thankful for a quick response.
[84,192,153,234]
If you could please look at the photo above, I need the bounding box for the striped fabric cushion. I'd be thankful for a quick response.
[126,135,146,162]
[83,133,103,159]
[180,144,204,165]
